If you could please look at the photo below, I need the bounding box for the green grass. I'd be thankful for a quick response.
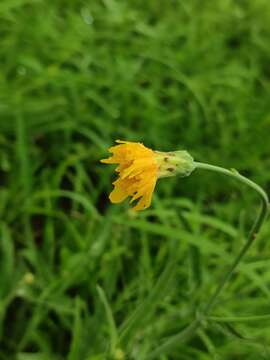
[1,0,270,359]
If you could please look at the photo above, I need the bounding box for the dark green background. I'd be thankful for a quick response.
[1,0,270,359]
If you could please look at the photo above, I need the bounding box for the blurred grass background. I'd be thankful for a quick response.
[1,0,270,359]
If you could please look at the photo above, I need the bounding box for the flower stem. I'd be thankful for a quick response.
[150,162,269,357]
[194,161,269,315]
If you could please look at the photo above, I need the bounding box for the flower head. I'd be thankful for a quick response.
[101,140,195,211]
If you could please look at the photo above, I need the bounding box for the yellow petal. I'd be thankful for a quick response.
[100,157,114,164]
[132,179,157,211]
[109,186,128,203]
[120,158,155,179]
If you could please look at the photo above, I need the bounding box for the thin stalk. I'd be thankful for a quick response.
[150,162,269,357]
[208,314,270,323]
[194,162,269,315]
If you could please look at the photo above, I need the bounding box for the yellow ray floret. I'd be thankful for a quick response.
[101,140,195,211]
[101,140,158,210]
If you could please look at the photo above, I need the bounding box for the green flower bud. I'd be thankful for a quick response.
[155,150,195,178]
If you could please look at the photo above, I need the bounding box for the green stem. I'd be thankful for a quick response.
[150,162,269,357]
[194,162,269,315]
[208,314,270,323]
[194,162,269,207]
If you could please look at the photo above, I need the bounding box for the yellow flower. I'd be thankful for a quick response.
[101,140,195,211]
[101,140,157,210]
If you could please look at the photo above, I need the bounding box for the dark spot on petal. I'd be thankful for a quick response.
[167,167,174,172]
